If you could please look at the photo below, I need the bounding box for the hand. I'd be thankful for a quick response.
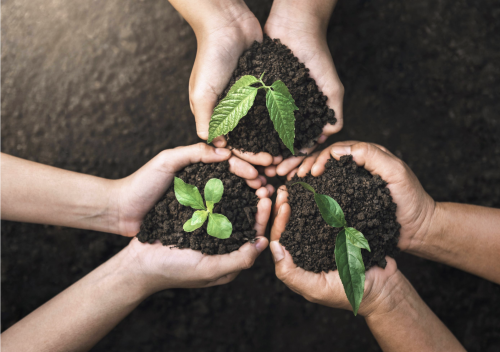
[270,186,404,316]
[122,185,272,294]
[287,141,436,252]
[264,0,344,177]
[113,143,270,237]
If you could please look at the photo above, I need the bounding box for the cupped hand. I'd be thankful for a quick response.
[113,143,270,237]
[288,141,436,252]
[123,184,273,294]
[263,0,344,177]
[270,186,404,316]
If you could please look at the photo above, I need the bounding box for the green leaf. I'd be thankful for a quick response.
[271,80,299,110]
[292,182,316,194]
[334,229,366,316]
[204,178,224,204]
[345,227,371,252]
[207,213,233,239]
[183,211,208,232]
[314,193,346,228]
[208,87,258,143]
[228,75,259,94]
[174,177,206,210]
[266,89,296,155]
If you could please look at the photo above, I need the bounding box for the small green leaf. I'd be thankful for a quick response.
[228,75,259,94]
[207,213,233,239]
[271,80,299,110]
[174,177,206,210]
[183,210,208,232]
[345,227,371,252]
[292,182,316,194]
[266,89,296,155]
[314,193,345,228]
[208,87,258,143]
[335,229,366,316]
[207,201,214,213]
[204,178,224,204]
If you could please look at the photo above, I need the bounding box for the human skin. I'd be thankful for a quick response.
[267,140,500,351]
[1,143,272,236]
[169,0,343,168]
[1,144,273,352]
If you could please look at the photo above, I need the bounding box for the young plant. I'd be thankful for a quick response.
[207,73,298,154]
[293,182,371,316]
[174,177,232,239]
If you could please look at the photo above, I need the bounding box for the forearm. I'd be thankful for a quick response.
[1,245,148,352]
[1,153,119,234]
[408,202,500,284]
[365,272,465,352]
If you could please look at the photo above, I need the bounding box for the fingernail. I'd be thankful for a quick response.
[331,145,351,156]
[255,238,267,253]
[270,241,285,262]
[215,148,231,156]
[318,134,327,144]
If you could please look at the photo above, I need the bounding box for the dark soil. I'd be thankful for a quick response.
[136,161,258,255]
[281,156,400,273]
[3,0,500,351]
[223,35,336,158]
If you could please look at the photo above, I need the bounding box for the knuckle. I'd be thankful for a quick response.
[241,256,255,270]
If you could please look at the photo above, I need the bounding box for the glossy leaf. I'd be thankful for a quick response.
[266,89,296,154]
[334,229,366,316]
[204,178,224,204]
[228,75,259,94]
[183,211,208,232]
[345,227,371,252]
[314,193,345,228]
[271,80,298,110]
[207,213,233,239]
[208,86,258,143]
[174,177,206,210]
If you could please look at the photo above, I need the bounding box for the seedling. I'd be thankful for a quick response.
[293,182,371,316]
[174,177,232,239]
[207,73,298,154]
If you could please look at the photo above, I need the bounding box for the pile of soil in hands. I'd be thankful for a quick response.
[221,35,336,158]
[137,161,259,255]
[280,155,401,273]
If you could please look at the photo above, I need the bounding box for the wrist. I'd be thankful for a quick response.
[406,200,444,256]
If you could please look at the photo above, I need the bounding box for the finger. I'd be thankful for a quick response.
[273,155,283,165]
[210,238,269,276]
[231,148,274,167]
[297,151,320,177]
[275,144,318,176]
[258,175,267,186]
[286,168,298,180]
[273,185,289,217]
[255,186,271,199]
[270,202,290,242]
[212,136,227,148]
[156,143,232,174]
[323,140,393,155]
[311,147,336,177]
[265,165,277,177]
[265,184,275,196]
[273,246,315,292]
[254,197,272,237]
[228,155,259,180]
[206,272,240,287]
[245,178,262,189]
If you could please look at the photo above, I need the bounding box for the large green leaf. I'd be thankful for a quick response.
[271,80,298,110]
[228,75,259,94]
[292,181,316,194]
[334,229,366,316]
[314,193,346,228]
[174,177,206,210]
[208,86,258,143]
[207,213,233,239]
[204,178,224,204]
[183,210,208,232]
[266,89,296,154]
[345,227,371,252]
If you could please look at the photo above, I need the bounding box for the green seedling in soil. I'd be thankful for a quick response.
[174,177,232,239]
[207,73,298,154]
[293,182,371,316]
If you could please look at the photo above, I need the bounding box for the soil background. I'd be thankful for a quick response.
[2,0,500,351]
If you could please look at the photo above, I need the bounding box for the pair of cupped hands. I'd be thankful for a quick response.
[114,140,435,318]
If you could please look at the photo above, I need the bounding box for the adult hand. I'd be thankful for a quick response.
[114,143,271,237]
[288,141,436,252]
[264,0,344,177]
[123,185,272,294]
